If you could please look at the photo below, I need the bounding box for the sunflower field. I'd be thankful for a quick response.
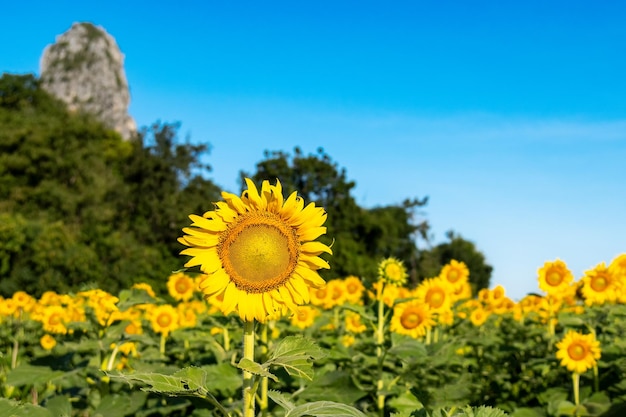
[2,180,626,417]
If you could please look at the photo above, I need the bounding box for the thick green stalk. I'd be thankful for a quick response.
[243,320,256,417]
[572,372,580,406]
[259,323,269,416]
[376,282,386,416]
[159,333,167,358]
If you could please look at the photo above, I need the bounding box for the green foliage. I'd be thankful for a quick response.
[0,72,219,296]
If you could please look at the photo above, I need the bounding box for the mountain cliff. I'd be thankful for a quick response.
[39,22,136,139]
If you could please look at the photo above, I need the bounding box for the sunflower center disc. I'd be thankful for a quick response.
[448,270,459,282]
[427,289,445,308]
[49,314,61,326]
[176,280,189,293]
[591,275,608,291]
[157,313,172,327]
[401,310,422,329]
[221,213,299,293]
[546,271,563,286]
[568,342,587,360]
[386,264,402,281]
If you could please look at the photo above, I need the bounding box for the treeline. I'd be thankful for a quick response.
[0,73,491,297]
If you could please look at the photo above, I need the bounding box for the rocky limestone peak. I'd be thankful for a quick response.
[39,22,136,139]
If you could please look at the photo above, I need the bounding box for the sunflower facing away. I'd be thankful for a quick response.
[556,330,601,374]
[378,257,408,286]
[179,178,332,323]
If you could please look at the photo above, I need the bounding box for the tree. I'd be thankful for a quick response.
[417,230,493,294]
[242,147,429,283]
[0,73,221,296]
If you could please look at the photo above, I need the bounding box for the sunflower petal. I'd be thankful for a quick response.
[300,241,332,256]
[300,254,331,270]
[189,214,227,232]
[298,226,327,242]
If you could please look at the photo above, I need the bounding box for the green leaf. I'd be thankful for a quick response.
[387,391,423,415]
[6,364,66,387]
[266,336,326,381]
[267,390,296,412]
[388,338,428,363]
[116,288,160,311]
[462,406,509,417]
[92,394,131,417]
[285,401,367,417]
[43,396,72,417]
[0,398,52,417]
[298,370,366,405]
[107,371,187,393]
[203,362,242,397]
[509,407,545,417]
[172,366,206,391]
[237,358,278,382]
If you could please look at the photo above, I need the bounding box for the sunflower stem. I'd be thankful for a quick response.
[572,372,580,406]
[159,333,167,358]
[106,344,120,371]
[243,320,256,417]
[223,326,231,351]
[593,364,599,392]
[376,281,386,416]
[259,322,269,416]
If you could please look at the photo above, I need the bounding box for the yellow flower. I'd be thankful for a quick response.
[290,305,320,329]
[390,300,434,338]
[369,281,401,307]
[343,276,365,305]
[12,291,36,314]
[345,311,367,333]
[179,178,331,323]
[415,277,452,313]
[326,279,347,308]
[581,262,618,306]
[538,259,574,296]
[40,334,57,350]
[177,303,198,328]
[556,330,601,374]
[341,334,356,348]
[609,253,626,278]
[450,281,473,302]
[469,307,489,326]
[167,272,196,302]
[378,257,408,286]
[41,306,68,334]
[310,285,332,308]
[132,283,157,298]
[149,305,179,336]
[439,260,469,289]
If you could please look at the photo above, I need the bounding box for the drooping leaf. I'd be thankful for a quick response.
[285,401,367,417]
[267,390,296,412]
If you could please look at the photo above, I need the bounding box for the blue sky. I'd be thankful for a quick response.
[2,1,625,299]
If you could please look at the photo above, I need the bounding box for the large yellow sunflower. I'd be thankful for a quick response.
[439,260,469,289]
[414,277,452,313]
[556,330,601,374]
[390,300,434,338]
[537,259,574,296]
[179,178,331,323]
[581,262,618,306]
